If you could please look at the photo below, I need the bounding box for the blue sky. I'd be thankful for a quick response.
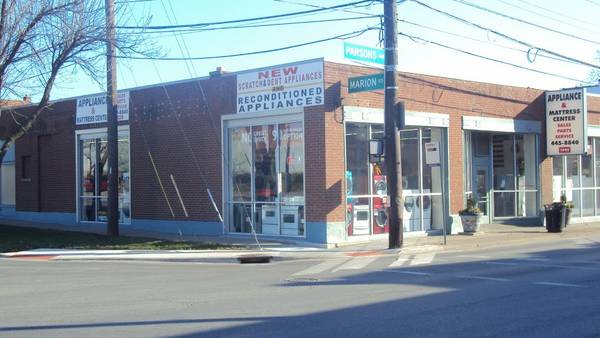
[51,0,600,100]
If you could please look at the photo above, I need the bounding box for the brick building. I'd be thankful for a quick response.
[1,58,599,245]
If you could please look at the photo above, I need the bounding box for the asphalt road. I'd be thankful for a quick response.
[2,237,600,338]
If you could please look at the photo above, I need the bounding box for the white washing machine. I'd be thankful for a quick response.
[353,205,370,235]
[281,205,301,236]
[261,205,279,235]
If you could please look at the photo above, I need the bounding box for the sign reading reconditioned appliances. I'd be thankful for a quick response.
[76,91,129,125]
[546,88,587,156]
[236,60,324,114]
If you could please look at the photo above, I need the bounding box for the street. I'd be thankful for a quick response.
[2,236,600,338]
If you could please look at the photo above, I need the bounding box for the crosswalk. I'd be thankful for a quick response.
[292,252,438,276]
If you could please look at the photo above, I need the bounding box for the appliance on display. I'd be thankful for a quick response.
[261,205,279,235]
[373,197,387,228]
[402,189,423,232]
[353,205,370,235]
[280,205,301,236]
[421,194,432,230]
[373,174,387,195]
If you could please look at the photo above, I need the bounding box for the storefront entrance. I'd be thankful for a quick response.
[223,114,305,237]
[465,131,539,223]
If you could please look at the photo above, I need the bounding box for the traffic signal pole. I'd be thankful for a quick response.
[384,0,403,249]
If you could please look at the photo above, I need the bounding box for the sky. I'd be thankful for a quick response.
[50,0,600,100]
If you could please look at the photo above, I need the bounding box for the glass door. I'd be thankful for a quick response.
[470,133,491,224]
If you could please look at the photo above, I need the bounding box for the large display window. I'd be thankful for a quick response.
[464,132,539,222]
[225,118,305,237]
[77,129,130,224]
[552,137,600,218]
[345,122,447,235]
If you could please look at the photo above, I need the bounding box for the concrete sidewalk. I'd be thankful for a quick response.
[2,222,600,263]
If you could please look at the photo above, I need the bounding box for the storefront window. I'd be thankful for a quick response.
[226,120,305,237]
[345,123,447,235]
[78,131,130,224]
[465,131,539,220]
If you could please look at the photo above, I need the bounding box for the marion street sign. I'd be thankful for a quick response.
[348,73,384,93]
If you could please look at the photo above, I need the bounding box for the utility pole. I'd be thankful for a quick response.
[106,0,119,236]
[384,0,403,249]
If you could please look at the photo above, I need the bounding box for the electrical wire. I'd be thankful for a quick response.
[118,27,376,61]
[410,0,600,70]
[450,0,600,46]
[397,18,582,66]
[509,0,600,33]
[397,31,593,84]
[117,0,377,30]
[118,15,381,35]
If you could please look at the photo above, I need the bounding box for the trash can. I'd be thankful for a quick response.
[544,203,565,233]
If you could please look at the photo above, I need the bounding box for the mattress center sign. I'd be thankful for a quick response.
[237,60,324,113]
[76,91,129,125]
[546,88,587,156]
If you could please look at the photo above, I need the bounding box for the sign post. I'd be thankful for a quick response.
[546,88,587,156]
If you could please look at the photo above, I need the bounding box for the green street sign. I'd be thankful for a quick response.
[343,42,385,65]
[348,73,384,93]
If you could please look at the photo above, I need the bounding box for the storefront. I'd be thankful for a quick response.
[3,58,599,245]
[222,112,305,237]
[463,116,541,224]
[75,127,131,224]
[344,106,450,237]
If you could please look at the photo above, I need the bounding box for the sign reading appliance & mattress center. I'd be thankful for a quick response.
[546,88,587,156]
[237,60,324,113]
[76,91,129,125]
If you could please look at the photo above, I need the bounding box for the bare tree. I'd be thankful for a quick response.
[0,0,151,165]
[587,50,600,86]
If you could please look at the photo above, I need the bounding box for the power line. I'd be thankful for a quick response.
[118,27,376,60]
[397,31,592,84]
[397,18,582,66]
[118,15,381,35]
[511,0,600,33]
[410,0,600,70]
[450,0,600,46]
[117,0,377,30]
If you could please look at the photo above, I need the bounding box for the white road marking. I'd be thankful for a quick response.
[388,257,410,268]
[457,255,492,259]
[516,257,550,262]
[534,282,585,288]
[409,253,436,266]
[332,256,379,272]
[292,259,348,276]
[384,270,432,276]
[457,275,510,282]
[480,261,519,266]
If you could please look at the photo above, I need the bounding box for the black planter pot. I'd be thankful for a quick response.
[544,204,567,233]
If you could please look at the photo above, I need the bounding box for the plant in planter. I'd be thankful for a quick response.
[459,196,483,233]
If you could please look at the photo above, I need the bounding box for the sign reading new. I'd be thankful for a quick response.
[546,88,587,156]
[236,60,324,114]
[76,91,130,125]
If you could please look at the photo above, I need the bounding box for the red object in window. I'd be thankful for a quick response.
[84,178,94,192]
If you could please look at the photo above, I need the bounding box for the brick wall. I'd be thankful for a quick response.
[14,101,76,212]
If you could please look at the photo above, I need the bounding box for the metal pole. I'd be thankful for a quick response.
[106,0,119,236]
[384,0,403,248]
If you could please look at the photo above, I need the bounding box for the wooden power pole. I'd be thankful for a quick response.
[384,0,403,249]
[106,0,119,236]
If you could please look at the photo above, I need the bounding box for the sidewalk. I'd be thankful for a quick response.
[2,222,600,263]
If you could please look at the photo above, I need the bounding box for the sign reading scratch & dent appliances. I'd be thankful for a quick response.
[76,91,129,125]
[546,88,587,156]
[237,60,324,113]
